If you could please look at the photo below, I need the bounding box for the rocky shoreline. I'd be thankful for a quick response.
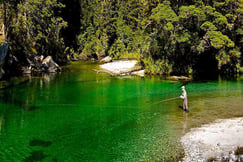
[181,117,243,162]
[98,59,144,77]
[98,57,191,80]
[21,55,61,74]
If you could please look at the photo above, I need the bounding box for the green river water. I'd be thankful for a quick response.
[0,61,243,161]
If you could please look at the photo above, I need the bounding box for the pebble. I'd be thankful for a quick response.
[181,117,243,162]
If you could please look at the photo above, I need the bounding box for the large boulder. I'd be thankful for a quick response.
[0,42,8,79]
[99,56,112,63]
[132,70,145,77]
[33,55,44,69]
[42,56,61,73]
[27,55,61,74]
[21,66,31,74]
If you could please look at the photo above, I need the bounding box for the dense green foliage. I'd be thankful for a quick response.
[2,0,67,63]
[2,0,243,76]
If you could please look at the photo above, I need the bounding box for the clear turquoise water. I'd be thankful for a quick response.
[0,62,243,161]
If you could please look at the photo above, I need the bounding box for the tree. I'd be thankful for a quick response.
[2,0,243,77]
[6,0,67,63]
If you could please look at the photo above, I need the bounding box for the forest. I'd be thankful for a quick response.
[1,0,243,77]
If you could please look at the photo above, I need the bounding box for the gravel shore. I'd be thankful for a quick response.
[99,60,138,74]
[181,117,243,161]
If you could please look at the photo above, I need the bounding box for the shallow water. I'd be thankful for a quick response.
[0,62,243,161]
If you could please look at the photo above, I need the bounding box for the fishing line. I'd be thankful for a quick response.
[32,103,139,109]
[31,96,180,109]
[149,96,180,105]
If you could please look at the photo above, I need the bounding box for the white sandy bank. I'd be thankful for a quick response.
[181,117,243,161]
[100,60,137,74]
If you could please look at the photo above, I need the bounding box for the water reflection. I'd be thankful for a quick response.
[0,62,243,161]
[40,73,57,88]
[0,115,3,134]
[182,112,188,135]
[0,73,58,112]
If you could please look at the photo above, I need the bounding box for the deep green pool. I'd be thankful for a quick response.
[0,61,243,161]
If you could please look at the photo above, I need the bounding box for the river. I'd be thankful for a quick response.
[0,61,243,161]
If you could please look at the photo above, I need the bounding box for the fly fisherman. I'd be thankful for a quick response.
[180,86,189,112]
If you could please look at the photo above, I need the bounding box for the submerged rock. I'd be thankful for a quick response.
[29,139,52,147]
[23,150,48,162]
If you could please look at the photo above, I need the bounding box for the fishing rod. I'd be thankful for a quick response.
[149,96,180,105]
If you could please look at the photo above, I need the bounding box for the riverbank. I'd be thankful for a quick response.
[100,60,138,74]
[181,117,243,161]
[98,59,191,79]
[98,60,144,77]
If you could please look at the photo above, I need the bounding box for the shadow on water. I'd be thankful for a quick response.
[29,139,52,147]
[23,139,52,162]
[0,73,58,111]
[0,93,41,112]
[25,106,40,111]
[0,77,30,90]
[23,150,49,162]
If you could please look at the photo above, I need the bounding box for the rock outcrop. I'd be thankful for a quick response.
[98,60,144,77]
[0,42,8,79]
[22,55,61,74]
[131,70,145,77]
[41,56,61,73]
[99,56,112,63]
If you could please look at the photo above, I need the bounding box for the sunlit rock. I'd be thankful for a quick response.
[132,70,145,77]
[100,56,112,63]
[42,56,61,73]
[30,55,61,74]
[99,60,142,76]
